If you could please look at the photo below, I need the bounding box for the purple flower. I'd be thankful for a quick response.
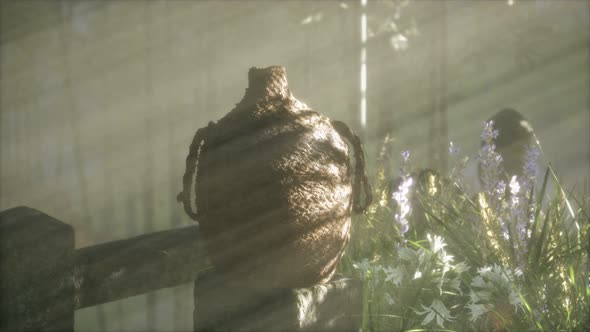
[393,176,414,238]
[509,176,520,197]
[496,180,506,199]
[448,141,460,156]
[519,144,540,236]
[479,121,505,201]
[401,150,410,164]
[509,175,530,268]
[399,149,412,180]
[481,120,499,142]
[449,141,468,186]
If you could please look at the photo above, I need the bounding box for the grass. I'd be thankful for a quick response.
[339,127,590,331]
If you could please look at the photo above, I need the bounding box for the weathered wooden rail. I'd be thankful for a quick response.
[0,206,361,331]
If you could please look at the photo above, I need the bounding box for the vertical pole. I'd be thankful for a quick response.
[360,0,368,138]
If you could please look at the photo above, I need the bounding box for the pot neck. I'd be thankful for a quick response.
[242,66,290,102]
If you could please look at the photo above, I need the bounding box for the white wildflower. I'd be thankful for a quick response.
[382,266,405,286]
[467,303,491,322]
[454,262,470,274]
[427,234,447,254]
[353,258,372,280]
[509,288,525,311]
[415,299,455,328]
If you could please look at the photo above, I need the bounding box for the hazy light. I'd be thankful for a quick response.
[361,47,366,63]
[361,15,367,43]
[360,62,367,92]
[361,98,367,128]
[301,12,323,25]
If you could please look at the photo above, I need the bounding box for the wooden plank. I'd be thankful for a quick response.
[73,224,210,309]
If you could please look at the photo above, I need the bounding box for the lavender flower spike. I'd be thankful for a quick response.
[394,150,413,238]
[478,120,504,200]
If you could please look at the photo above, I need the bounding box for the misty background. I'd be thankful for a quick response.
[1,1,589,331]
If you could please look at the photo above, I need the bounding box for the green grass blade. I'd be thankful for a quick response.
[528,167,551,258]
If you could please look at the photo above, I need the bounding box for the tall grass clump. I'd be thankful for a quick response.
[340,121,590,331]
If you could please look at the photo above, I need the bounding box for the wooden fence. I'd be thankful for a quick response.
[0,206,361,332]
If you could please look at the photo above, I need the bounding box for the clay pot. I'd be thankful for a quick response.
[179,66,371,289]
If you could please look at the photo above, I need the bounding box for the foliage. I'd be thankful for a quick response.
[340,121,590,331]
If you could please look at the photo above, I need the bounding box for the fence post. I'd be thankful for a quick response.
[193,271,362,332]
[0,206,75,332]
